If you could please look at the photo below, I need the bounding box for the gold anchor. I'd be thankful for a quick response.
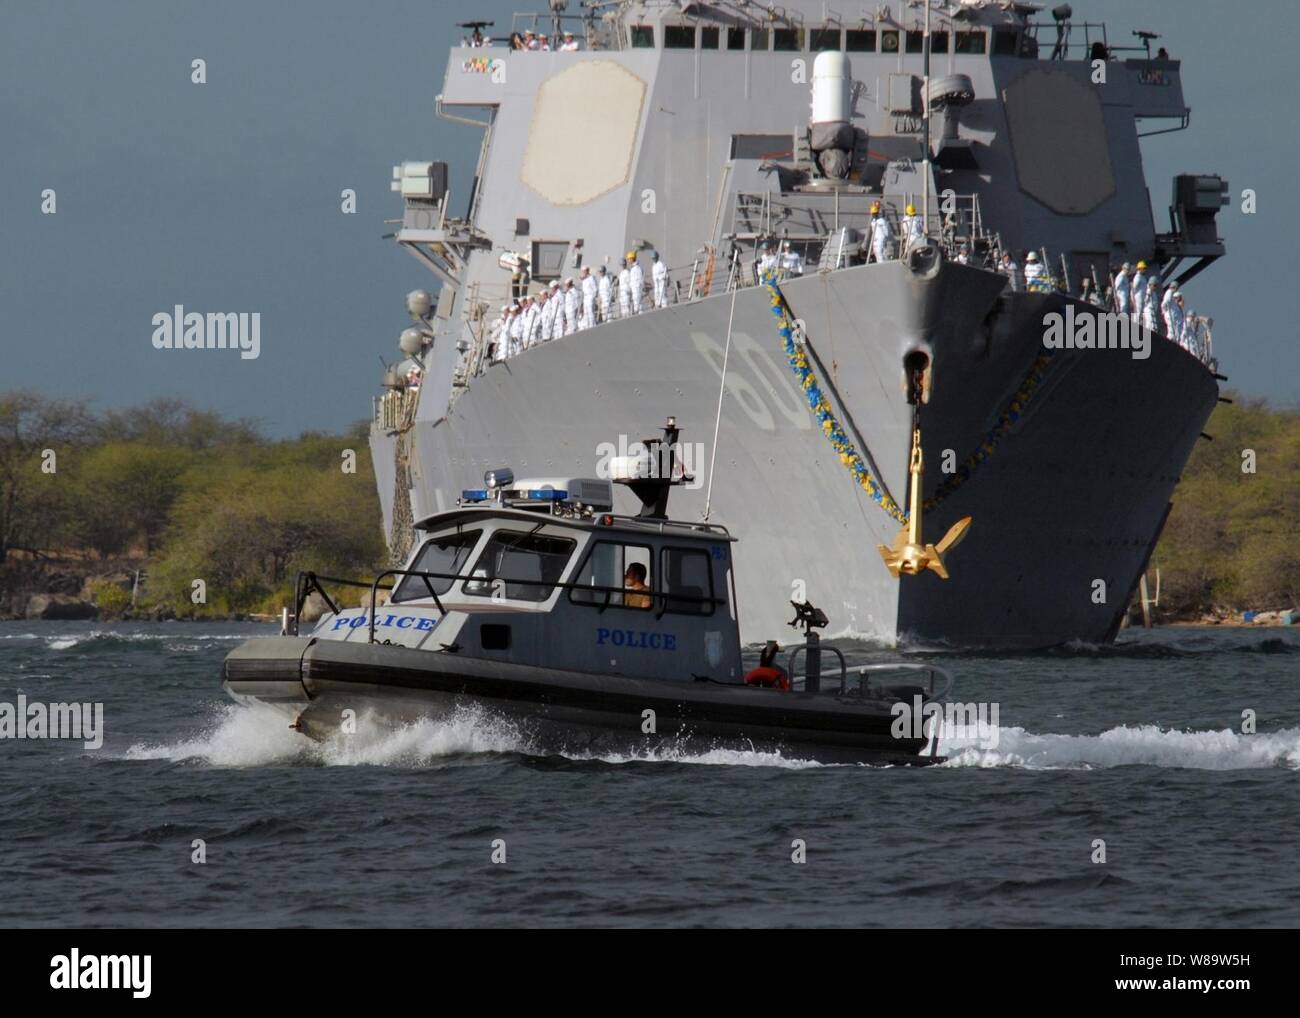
[877,428,972,579]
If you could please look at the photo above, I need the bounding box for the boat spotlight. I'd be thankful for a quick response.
[484,467,514,490]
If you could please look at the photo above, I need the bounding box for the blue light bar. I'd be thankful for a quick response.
[525,489,568,501]
[461,489,490,501]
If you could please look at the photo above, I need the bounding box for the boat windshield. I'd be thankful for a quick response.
[392,529,482,602]
[463,531,577,602]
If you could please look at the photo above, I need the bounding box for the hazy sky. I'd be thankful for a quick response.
[2,0,1295,436]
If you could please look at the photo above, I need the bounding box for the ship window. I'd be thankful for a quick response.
[906,31,923,53]
[881,30,899,53]
[701,26,720,50]
[773,28,802,52]
[570,541,653,611]
[931,31,949,54]
[664,25,695,49]
[629,25,654,49]
[394,530,482,601]
[727,27,745,50]
[810,28,841,51]
[954,30,986,54]
[845,29,876,52]
[993,30,1018,56]
[750,28,768,51]
[464,531,576,603]
[661,547,715,617]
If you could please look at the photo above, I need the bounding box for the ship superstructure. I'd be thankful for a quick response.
[370,0,1229,649]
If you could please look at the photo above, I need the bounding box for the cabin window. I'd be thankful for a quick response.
[931,31,949,54]
[810,28,840,51]
[993,30,1019,56]
[701,26,720,50]
[773,28,801,51]
[906,31,923,53]
[464,531,576,603]
[629,25,654,49]
[881,30,900,53]
[845,29,876,52]
[393,530,481,601]
[726,27,745,50]
[954,30,986,54]
[750,28,768,51]
[664,25,695,49]
[570,541,653,611]
[661,547,715,616]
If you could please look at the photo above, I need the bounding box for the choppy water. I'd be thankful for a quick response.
[1,621,1298,927]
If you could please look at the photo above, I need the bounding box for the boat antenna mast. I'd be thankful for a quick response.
[615,416,693,519]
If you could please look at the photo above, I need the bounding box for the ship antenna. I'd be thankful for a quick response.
[922,0,931,238]
[702,282,740,521]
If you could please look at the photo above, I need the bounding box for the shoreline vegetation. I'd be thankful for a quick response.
[1,391,1297,628]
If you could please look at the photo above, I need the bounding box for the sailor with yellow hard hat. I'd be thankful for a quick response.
[1130,259,1149,322]
[869,200,895,263]
[900,202,923,257]
[627,251,645,315]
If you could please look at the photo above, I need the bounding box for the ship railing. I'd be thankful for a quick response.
[1024,19,1166,61]
[505,10,617,51]
[724,189,993,286]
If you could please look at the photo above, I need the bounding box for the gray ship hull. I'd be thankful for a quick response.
[374,260,1216,649]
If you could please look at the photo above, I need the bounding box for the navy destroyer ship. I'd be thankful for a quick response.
[369,0,1229,650]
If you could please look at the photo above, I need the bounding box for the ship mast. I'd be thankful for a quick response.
[922,0,931,237]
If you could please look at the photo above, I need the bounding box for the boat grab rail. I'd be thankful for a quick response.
[290,571,395,637]
[786,642,848,692]
[787,657,953,699]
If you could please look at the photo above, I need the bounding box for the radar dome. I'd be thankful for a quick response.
[399,328,425,355]
[406,289,433,318]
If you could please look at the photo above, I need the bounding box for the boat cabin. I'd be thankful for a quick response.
[310,477,743,683]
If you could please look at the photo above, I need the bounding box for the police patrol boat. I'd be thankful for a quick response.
[224,419,950,765]
[370,0,1231,650]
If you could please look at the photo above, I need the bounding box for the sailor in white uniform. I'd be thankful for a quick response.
[868,202,894,263]
[628,254,645,314]
[617,258,632,318]
[1130,260,1149,321]
[552,284,565,336]
[998,252,1020,291]
[563,278,580,335]
[1160,284,1178,337]
[1023,251,1046,289]
[1112,263,1132,315]
[899,203,924,258]
[757,242,778,281]
[1141,283,1162,333]
[651,252,669,308]
[489,305,510,361]
[560,31,580,51]
[779,242,803,278]
[581,266,599,328]
[507,304,524,358]
[536,291,552,342]
[597,265,612,322]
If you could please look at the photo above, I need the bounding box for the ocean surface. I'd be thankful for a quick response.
[1,621,1298,928]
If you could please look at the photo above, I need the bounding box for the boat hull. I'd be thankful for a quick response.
[225,637,942,765]
[375,261,1217,649]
